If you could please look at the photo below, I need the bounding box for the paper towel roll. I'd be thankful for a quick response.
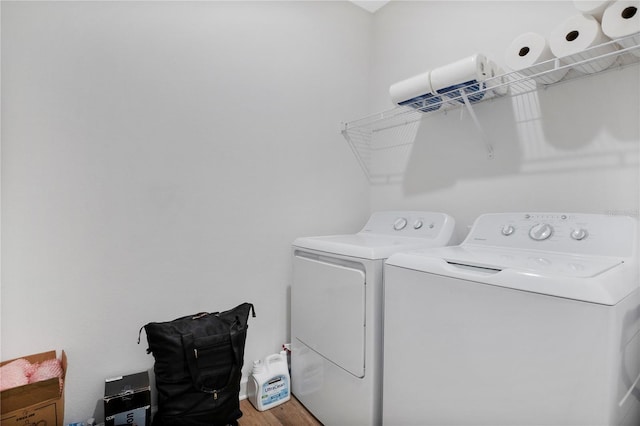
[574,0,613,22]
[549,14,618,73]
[505,32,568,84]
[486,61,510,96]
[389,70,442,112]
[602,0,640,57]
[389,71,432,104]
[430,53,488,103]
[493,67,511,96]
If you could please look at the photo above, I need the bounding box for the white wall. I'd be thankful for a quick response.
[369,1,639,240]
[3,0,639,423]
[1,1,371,422]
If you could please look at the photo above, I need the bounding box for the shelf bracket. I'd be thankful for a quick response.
[460,90,494,159]
[341,122,373,181]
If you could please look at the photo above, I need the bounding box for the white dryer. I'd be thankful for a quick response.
[291,211,455,426]
[383,212,640,426]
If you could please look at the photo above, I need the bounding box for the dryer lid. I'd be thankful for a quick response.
[293,211,455,260]
[293,234,446,260]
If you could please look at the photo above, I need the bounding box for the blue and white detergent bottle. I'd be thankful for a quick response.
[247,351,290,411]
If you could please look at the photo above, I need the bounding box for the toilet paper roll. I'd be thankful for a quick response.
[602,0,640,57]
[389,70,442,112]
[486,61,510,96]
[505,32,569,84]
[549,14,618,73]
[430,53,488,103]
[574,0,613,22]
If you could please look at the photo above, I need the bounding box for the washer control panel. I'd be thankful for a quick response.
[465,213,636,257]
[360,211,452,239]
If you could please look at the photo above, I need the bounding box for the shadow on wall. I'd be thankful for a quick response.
[402,94,520,195]
[540,67,639,146]
[401,66,639,195]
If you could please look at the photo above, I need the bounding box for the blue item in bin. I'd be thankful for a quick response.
[438,80,486,104]
[400,92,442,112]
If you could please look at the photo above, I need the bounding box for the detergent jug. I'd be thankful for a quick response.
[247,351,291,411]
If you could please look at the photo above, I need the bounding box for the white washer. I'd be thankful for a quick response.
[291,211,455,425]
[383,212,640,426]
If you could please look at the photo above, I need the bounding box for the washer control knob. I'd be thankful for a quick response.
[393,217,407,231]
[501,225,515,236]
[529,223,553,241]
[570,228,588,241]
[413,220,424,230]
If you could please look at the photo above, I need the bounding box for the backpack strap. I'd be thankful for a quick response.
[182,316,244,398]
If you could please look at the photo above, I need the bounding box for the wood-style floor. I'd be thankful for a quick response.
[238,396,322,426]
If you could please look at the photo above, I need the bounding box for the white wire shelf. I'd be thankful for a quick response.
[341,33,640,184]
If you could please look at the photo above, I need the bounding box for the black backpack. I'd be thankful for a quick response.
[139,303,256,426]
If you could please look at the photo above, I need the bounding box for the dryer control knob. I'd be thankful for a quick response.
[529,223,553,241]
[393,217,408,231]
[413,220,424,230]
[570,228,588,240]
[501,225,515,236]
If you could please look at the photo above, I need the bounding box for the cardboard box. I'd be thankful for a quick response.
[104,371,151,426]
[0,350,67,426]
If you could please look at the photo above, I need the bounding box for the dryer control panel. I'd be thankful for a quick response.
[465,212,637,258]
[359,211,454,239]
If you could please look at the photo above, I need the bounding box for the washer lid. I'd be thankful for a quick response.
[386,245,636,305]
[439,245,624,278]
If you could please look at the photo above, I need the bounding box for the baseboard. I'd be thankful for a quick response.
[239,376,248,400]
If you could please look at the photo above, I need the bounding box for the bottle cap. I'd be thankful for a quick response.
[252,359,264,374]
